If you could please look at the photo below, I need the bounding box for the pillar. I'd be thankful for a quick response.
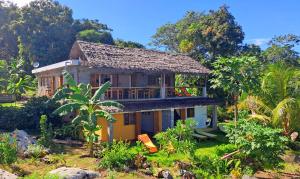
[212,105,218,129]
[170,108,174,128]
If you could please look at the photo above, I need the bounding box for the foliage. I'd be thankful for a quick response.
[263,34,300,66]
[26,144,48,159]
[241,62,300,134]
[76,29,114,44]
[192,144,238,177]
[0,96,62,131]
[53,70,123,156]
[0,60,8,92]
[0,0,113,70]
[151,6,244,64]
[114,39,144,49]
[0,133,17,164]
[37,115,54,148]
[154,119,196,154]
[98,140,134,170]
[211,56,261,122]
[225,119,288,170]
[53,123,81,140]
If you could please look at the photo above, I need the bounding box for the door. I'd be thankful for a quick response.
[141,112,154,136]
[162,110,171,131]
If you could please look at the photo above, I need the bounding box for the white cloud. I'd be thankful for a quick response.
[246,38,270,46]
[5,0,34,7]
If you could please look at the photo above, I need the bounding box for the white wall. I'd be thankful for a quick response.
[194,105,207,128]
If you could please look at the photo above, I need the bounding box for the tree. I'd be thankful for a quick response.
[241,62,300,135]
[76,29,114,44]
[263,34,300,66]
[0,60,8,92]
[16,0,74,67]
[114,39,144,49]
[151,6,244,66]
[0,1,19,61]
[210,56,261,124]
[5,38,35,101]
[53,71,123,156]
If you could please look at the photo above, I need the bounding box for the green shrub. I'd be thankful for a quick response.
[54,123,81,140]
[0,96,62,131]
[0,133,17,164]
[225,119,288,170]
[26,144,48,159]
[154,119,196,154]
[38,115,53,148]
[98,140,134,170]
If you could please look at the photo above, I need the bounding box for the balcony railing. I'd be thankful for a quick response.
[91,86,203,100]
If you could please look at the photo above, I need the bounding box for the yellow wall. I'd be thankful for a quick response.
[96,113,136,142]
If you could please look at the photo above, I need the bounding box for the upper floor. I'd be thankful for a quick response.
[33,40,211,101]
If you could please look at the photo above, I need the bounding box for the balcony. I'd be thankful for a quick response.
[92,86,206,101]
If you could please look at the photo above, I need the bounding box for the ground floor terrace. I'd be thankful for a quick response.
[97,97,219,141]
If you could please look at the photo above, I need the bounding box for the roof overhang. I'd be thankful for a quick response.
[118,97,221,113]
[32,59,80,74]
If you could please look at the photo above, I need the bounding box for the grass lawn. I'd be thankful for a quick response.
[0,101,24,107]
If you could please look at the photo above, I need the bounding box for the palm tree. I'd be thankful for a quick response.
[53,70,123,156]
[241,62,300,135]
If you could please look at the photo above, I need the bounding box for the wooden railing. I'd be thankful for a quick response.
[92,87,161,100]
[91,86,203,100]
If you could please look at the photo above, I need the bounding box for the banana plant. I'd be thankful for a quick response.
[53,70,123,156]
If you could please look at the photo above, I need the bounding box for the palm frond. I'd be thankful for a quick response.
[69,93,89,104]
[97,101,124,109]
[62,70,77,87]
[52,87,72,101]
[272,97,296,126]
[243,96,272,115]
[248,114,271,124]
[91,81,111,102]
[53,103,81,116]
[95,109,116,122]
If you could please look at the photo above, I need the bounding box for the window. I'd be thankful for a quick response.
[101,74,111,84]
[124,113,136,125]
[148,75,160,86]
[187,108,195,118]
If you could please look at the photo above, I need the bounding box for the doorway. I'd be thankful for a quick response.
[141,111,155,136]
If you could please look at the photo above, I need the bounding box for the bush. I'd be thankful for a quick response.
[154,119,196,154]
[38,115,53,148]
[54,123,81,140]
[0,133,17,164]
[192,144,238,177]
[98,140,134,170]
[0,96,62,131]
[25,144,48,159]
[225,119,288,170]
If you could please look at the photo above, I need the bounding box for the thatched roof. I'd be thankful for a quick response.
[71,41,210,75]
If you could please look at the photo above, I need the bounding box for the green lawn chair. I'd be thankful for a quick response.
[192,133,208,141]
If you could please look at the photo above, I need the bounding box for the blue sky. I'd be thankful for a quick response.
[12,0,300,49]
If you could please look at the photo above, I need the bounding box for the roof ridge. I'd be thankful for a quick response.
[76,40,189,57]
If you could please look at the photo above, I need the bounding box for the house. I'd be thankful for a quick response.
[32,40,219,141]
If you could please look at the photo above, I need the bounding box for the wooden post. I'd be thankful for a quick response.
[170,108,175,128]
[160,73,166,98]
[135,112,142,138]
[212,105,218,129]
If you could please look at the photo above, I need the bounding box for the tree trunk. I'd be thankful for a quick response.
[234,94,239,127]
[108,122,113,145]
[88,140,93,157]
